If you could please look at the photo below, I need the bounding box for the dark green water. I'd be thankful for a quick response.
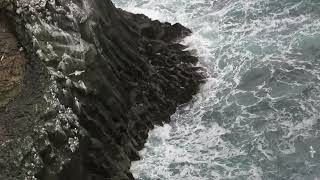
[114,0,320,179]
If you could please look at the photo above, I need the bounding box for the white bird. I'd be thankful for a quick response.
[66,78,72,88]
[0,54,5,61]
[69,70,85,76]
[74,97,81,112]
[1,43,8,61]
[62,88,68,95]
[77,80,87,93]
[310,146,316,158]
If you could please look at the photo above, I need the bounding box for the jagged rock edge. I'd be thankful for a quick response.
[0,0,205,179]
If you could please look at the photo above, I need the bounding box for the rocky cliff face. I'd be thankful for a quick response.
[0,0,204,179]
[0,13,25,109]
[0,12,26,143]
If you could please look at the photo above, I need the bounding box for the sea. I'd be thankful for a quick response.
[113,0,320,179]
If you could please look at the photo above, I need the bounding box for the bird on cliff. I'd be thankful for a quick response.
[69,70,85,76]
[0,43,8,61]
[74,97,81,112]
[310,146,316,158]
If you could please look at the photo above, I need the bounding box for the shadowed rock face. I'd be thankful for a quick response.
[0,12,25,142]
[0,0,205,179]
[0,13,25,107]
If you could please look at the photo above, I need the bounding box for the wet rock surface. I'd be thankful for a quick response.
[0,0,205,179]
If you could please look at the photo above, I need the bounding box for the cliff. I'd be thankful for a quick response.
[0,0,204,179]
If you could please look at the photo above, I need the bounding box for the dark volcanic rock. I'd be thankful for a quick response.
[0,12,26,143]
[0,0,205,179]
[0,12,25,109]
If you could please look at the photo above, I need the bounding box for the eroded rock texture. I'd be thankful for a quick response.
[0,13,25,108]
[0,12,26,142]
[0,0,204,179]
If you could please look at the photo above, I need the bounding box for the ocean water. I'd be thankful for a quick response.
[113,0,320,179]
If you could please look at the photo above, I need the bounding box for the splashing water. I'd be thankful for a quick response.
[113,0,320,179]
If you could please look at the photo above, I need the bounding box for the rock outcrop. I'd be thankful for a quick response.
[0,0,204,179]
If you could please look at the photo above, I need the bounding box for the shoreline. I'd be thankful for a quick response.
[0,0,205,179]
